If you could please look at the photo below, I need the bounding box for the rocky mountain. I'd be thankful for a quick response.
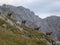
[0,4,60,45]
[44,16,60,41]
[0,4,42,28]
[0,8,53,45]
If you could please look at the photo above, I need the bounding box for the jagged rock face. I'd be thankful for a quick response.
[0,4,60,41]
[44,16,60,41]
[0,4,42,29]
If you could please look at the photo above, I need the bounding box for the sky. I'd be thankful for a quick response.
[0,0,60,18]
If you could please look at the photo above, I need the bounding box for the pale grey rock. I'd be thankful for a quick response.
[0,4,60,41]
[14,24,23,31]
[55,41,60,45]
[25,20,39,29]
[44,16,60,41]
[16,21,21,25]
[6,19,14,25]
[2,24,7,28]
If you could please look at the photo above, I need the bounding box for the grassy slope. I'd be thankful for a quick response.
[0,15,53,45]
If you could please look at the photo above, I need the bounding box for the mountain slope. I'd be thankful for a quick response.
[0,14,53,45]
[0,4,60,45]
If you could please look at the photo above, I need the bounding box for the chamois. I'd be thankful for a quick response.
[34,27,40,30]
[7,12,12,17]
[46,32,52,36]
[22,20,26,24]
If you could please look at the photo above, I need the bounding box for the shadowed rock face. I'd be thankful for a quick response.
[0,4,60,41]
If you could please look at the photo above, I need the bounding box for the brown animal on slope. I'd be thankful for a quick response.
[7,12,12,17]
[22,20,26,24]
[46,32,52,36]
[34,27,40,30]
